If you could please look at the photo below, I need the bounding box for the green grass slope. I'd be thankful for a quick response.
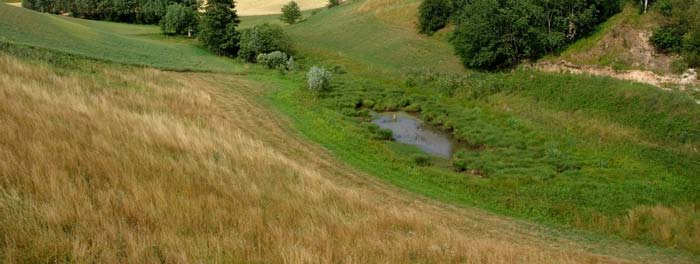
[243,0,700,255]
[0,4,241,72]
[282,0,462,74]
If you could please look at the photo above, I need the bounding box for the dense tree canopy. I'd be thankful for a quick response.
[198,0,241,57]
[238,23,293,62]
[160,4,199,36]
[449,0,621,70]
[22,0,200,24]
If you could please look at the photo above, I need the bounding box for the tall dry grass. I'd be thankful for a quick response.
[603,205,700,253]
[0,53,649,263]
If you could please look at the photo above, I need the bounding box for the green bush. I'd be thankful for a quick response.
[649,0,700,68]
[682,28,700,67]
[417,0,452,35]
[650,27,683,53]
[307,66,333,93]
[280,1,302,24]
[198,0,241,57]
[238,23,293,62]
[160,4,199,36]
[671,59,689,74]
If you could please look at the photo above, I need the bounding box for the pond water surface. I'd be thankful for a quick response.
[372,112,454,159]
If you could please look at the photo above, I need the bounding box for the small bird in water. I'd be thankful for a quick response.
[392,114,397,122]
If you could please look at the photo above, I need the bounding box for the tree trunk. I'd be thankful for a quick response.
[643,0,649,13]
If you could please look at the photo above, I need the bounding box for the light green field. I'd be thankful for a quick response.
[281,0,463,74]
[0,4,242,72]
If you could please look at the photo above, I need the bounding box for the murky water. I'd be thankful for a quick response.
[372,112,454,158]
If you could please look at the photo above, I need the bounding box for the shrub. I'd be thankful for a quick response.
[417,0,452,35]
[671,59,689,74]
[412,154,432,166]
[682,28,700,67]
[160,4,199,36]
[198,0,241,57]
[650,27,683,53]
[238,23,293,62]
[280,1,302,24]
[649,0,700,68]
[257,51,289,69]
[307,66,333,92]
[286,56,298,71]
[328,0,341,8]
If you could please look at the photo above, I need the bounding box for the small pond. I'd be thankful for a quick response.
[372,112,454,159]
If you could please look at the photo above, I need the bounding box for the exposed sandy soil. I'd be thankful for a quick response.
[537,60,698,88]
[235,0,326,16]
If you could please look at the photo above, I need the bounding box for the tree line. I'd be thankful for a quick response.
[22,0,200,24]
[419,0,622,70]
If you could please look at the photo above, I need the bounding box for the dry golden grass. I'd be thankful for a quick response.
[616,205,700,253]
[0,53,682,263]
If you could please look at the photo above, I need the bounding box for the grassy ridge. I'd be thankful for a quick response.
[0,4,242,72]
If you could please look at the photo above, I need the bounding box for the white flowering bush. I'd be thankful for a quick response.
[307,66,332,92]
[257,51,289,70]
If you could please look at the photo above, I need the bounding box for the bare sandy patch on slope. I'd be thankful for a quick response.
[236,0,326,16]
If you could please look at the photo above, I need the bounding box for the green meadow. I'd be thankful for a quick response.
[0,4,242,72]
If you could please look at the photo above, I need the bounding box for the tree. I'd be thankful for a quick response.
[238,23,293,62]
[198,0,241,57]
[280,1,302,24]
[160,4,199,36]
[417,0,452,35]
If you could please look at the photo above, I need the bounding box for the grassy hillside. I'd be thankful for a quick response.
[2,28,682,264]
[0,4,241,72]
[285,0,462,74]
[0,1,698,261]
